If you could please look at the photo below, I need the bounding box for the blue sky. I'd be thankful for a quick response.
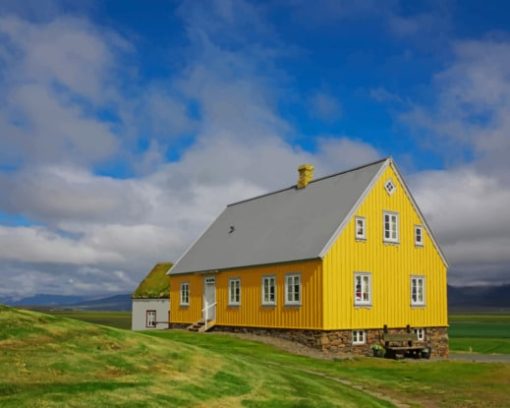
[0,0,509,297]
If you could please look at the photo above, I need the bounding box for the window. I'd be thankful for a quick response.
[146,310,156,328]
[385,179,396,195]
[411,276,425,306]
[383,211,399,243]
[415,225,424,246]
[354,272,371,305]
[352,330,366,345]
[228,279,241,305]
[180,283,190,306]
[285,274,301,305]
[355,216,366,240]
[414,328,425,341]
[262,276,276,305]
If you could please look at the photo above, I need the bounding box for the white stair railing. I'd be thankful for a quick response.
[201,301,217,331]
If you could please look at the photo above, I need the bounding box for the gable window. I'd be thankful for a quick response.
[146,310,156,328]
[180,283,190,306]
[285,273,301,305]
[383,211,399,243]
[262,276,276,305]
[385,179,396,195]
[411,276,425,306]
[352,330,366,345]
[354,272,371,306]
[415,225,424,246]
[228,278,241,306]
[355,216,366,240]
[414,328,425,341]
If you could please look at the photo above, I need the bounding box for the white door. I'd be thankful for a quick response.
[203,277,216,321]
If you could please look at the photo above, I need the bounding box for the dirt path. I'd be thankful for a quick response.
[449,352,510,363]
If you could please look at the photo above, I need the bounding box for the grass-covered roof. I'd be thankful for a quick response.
[132,262,172,299]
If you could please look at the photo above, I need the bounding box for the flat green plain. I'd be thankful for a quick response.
[449,313,510,354]
[1,306,510,407]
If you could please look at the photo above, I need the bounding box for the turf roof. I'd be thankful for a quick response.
[132,262,172,299]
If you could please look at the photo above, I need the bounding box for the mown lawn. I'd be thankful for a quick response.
[1,306,510,407]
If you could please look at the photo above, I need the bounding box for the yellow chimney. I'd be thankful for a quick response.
[297,163,314,189]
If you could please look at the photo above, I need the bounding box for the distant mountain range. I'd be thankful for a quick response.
[1,284,509,312]
[0,293,131,311]
[448,284,510,310]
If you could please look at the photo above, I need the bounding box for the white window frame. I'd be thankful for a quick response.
[383,211,399,243]
[414,328,425,341]
[262,276,276,306]
[146,310,157,328]
[354,272,371,306]
[352,330,366,345]
[285,273,301,306]
[355,216,366,240]
[411,276,426,306]
[180,282,190,306]
[415,225,424,246]
[228,278,241,306]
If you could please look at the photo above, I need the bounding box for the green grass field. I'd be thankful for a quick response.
[2,306,510,407]
[44,310,132,330]
[449,313,510,354]
[43,309,510,355]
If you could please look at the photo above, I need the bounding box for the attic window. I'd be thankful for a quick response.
[384,179,396,195]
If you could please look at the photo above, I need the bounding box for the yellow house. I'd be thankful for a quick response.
[168,158,448,357]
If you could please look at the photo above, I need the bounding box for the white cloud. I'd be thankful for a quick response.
[402,38,510,285]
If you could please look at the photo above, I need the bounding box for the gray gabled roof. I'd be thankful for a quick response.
[169,158,388,275]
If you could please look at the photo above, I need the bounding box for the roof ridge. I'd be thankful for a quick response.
[227,157,389,208]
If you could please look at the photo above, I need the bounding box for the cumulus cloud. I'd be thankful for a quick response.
[0,1,381,297]
[403,38,510,285]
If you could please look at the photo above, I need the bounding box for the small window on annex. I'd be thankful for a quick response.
[146,310,157,328]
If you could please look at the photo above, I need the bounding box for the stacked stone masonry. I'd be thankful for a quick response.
[210,326,448,358]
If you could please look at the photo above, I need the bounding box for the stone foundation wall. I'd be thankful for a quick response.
[210,325,449,358]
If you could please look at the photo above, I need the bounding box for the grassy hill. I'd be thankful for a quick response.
[1,306,510,407]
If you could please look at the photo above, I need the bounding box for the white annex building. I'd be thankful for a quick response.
[131,262,172,331]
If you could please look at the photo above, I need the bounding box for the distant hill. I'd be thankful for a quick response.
[1,293,131,311]
[448,284,510,310]
[1,294,91,307]
[63,294,131,311]
[2,284,509,312]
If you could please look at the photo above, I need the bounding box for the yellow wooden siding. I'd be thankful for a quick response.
[323,163,448,330]
[216,260,323,329]
[169,274,203,324]
[169,260,323,329]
